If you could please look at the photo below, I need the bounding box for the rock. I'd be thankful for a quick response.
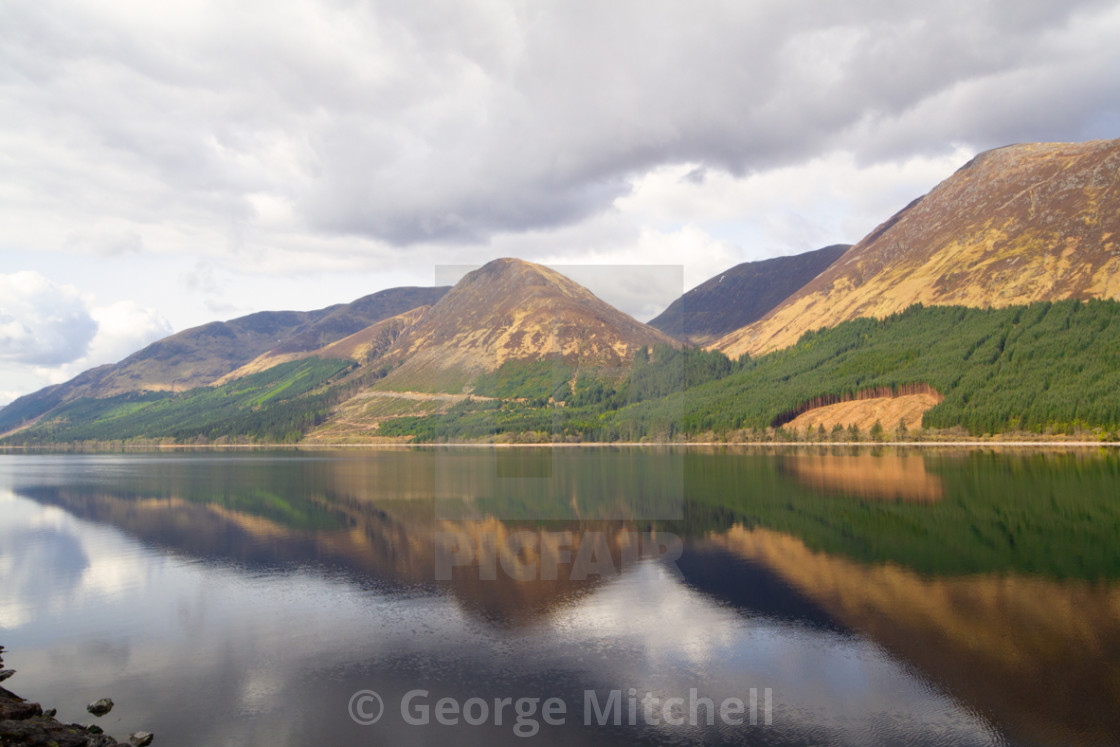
[0,650,138,747]
[0,692,43,721]
[0,718,92,747]
[131,731,155,746]
[0,670,15,683]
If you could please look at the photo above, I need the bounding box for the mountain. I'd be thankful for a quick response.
[213,305,431,383]
[372,258,678,392]
[0,259,677,442]
[0,286,448,432]
[648,245,849,344]
[714,138,1120,358]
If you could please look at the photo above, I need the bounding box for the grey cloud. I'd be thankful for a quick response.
[2,0,1118,249]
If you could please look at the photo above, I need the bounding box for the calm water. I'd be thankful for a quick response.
[1,448,1118,746]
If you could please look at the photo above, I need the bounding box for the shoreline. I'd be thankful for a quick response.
[1,439,1119,453]
[0,646,148,747]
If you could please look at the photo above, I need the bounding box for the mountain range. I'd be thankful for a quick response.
[3,136,1119,443]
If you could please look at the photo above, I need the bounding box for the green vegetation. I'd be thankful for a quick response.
[471,358,575,402]
[6,299,1120,446]
[381,299,1120,442]
[626,344,739,402]
[621,299,1120,438]
[0,390,66,433]
[5,357,356,444]
[370,362,474,394]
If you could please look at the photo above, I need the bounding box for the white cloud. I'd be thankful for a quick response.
[615,146,977,257]
[0,271,97,365]
[29,301,173,387]
[87,300,174,365]
[0,273,171,403]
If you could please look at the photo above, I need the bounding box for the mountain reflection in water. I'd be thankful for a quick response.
[1,448,1117,746]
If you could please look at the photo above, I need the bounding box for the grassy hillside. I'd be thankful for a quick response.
[0,286,449,431]
[5,357,356,444]
[381,299,1120,441]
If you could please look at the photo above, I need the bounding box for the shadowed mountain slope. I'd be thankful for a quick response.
[648,245,848,344]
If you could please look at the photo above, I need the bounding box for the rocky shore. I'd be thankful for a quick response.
[0,647,152,747]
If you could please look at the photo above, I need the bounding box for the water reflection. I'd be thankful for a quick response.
[780,452,944,501]
[703,526,1120,746]
[1,449,1118,746]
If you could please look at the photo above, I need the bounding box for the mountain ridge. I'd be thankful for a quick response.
[714,138,1120,357]
[648,245,849,344]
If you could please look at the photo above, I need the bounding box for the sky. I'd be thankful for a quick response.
[2,0,1119,404]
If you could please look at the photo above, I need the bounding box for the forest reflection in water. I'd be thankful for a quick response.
[0,447,1117,746]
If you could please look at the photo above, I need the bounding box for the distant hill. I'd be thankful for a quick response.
[0,286,448,433]
[373,258,677,392]
[648,245,849,344]
[0,259,676,441]
[715,139,1120,357]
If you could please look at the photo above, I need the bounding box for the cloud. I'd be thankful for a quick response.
[28,300,173,388]
[0,273,172,403]
[0,271,97,365]
[64,228,145,257]
[86,300,174,365]
[615,146,978,255]
[2,0,1118,254]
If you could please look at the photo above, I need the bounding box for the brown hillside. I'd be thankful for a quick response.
[376,258,677,391]
[785,393,943,435]
[715,139,1120,357]
[213,306,430,384]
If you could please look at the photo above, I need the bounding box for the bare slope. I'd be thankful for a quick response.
[214,305,430,383]
[374,258,678,392]
[648,244,848,344]
[785,392,943,434]
[715,139,1120,357]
